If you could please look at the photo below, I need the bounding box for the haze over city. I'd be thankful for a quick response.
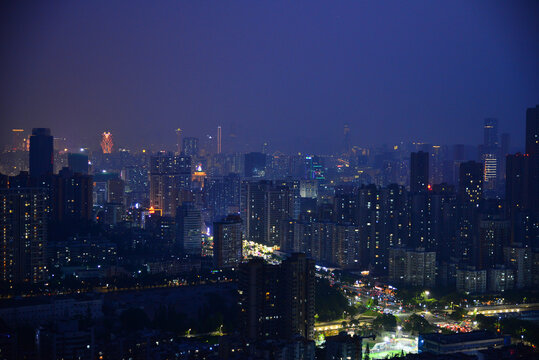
[1,1,538,153]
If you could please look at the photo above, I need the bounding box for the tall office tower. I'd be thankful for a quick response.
[29,128,54,179]
[244,181,269,244]
[478,218,510,269]
[206,173,241,221]
[506,154,538,245]
[67,153,89,174]
[213,214,242,268]
[499,133,510,183]
[482,153,498,191]
[244,152,267,178]
[429,145,445,185]
[280,253,315,340]
[10,129,27,151]
[450,144,467,186]
[505,154,530,217]
[410,151,429,193]
[52,168,93,222]
[217,126,222,154]
[239,258,281,340]
[0,187,49,284]
[100,132,113,154]
[526,105,539,156]
[343,123,351,153]
[176,202,201,256]
[480,119,500,194]
[484,118,499,148]
[457,161,483,265]
[182,137,199,157]
[175,128,182,155]
[429,184,457,261]
[149,152,191,216]
[107,178,125,205]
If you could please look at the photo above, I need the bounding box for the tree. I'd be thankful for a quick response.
[364,343,370,360]
[315,278,350,322]
[403,314,434,335]
[373,313,397,332]
[449,306,466,321]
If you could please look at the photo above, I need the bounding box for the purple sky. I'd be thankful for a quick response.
[1,1,538,153]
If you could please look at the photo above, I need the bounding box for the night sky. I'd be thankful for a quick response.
[1,1,538,153]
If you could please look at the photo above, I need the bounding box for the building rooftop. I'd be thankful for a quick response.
[421,331,502,345]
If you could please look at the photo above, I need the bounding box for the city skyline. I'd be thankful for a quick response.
[1,2,539,358]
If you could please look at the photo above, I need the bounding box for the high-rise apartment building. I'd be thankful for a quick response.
[67,153,89,174]
[410,151,429,193]
[149,152,191,216]
[0,187,49,284]
[213,214,242,268]
[52,167,93,222]
[238,253,315,341]
[29,128,54,179]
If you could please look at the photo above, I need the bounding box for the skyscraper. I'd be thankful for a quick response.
[526,105,538,156]
[29,128,54,179]
[149,152,191,216]
[244,152,267,178]
[483,118,499,148]
[175,128,182,155]
[100,132,113,154]
[410,151,429,193]
[481,119,500,194]
[213,214,242,268]
[457,161,483,265]
[67,153,89,174]
[343,123,351,154]
[238,253,315,341]
[176,202,201,256]
[280,253,315,340]
[182,137,199,157]
[52,167,93,222]
[1,187,49,284]
[217,126,222,154]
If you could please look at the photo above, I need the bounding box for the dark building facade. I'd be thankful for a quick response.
[239,253,315,341]
[29,128,54,179]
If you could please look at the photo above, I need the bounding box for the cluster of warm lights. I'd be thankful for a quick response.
[100,132,113,154]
